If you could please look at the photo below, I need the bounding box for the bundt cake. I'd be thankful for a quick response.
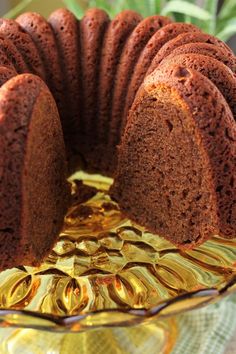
[0,7,235,269]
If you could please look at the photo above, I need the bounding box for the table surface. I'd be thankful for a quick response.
[225,333,236,353]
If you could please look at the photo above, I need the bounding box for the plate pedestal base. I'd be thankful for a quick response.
[0,318,178,354]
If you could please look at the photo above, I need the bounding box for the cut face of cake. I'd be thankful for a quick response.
[0,74,70,270]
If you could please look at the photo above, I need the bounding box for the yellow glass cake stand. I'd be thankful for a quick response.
[0,172,235,354]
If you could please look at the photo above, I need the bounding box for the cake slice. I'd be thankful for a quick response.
[111,65,236,248]
[0,74,70,270]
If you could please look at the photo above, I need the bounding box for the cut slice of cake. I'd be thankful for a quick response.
[111,65,236,248]
[0,74,70,270]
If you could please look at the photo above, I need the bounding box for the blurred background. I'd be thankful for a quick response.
[0,0,65,17]
[0,0,235,50]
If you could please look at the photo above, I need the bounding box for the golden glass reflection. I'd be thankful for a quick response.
[0,171,235,331]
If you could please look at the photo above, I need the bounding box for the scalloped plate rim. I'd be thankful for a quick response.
[0,276,235,332]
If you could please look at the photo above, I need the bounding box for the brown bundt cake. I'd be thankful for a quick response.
[0,74,69,270]
[0,8,235,269]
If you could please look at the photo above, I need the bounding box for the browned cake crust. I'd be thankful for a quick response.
[147,31,235,75]
[160,53,236,119]
[79,8,109,138]
[0,34,29,73]
[70,8,110,173]
[0,41,15,70]
[94,10,142,173]
[0,65,17,85]
[111,65,236,247]
[16,12,65,118]
[159,42,236,73]
[109,16,173,152]
[0,18,45,79]
[120,23,201,141]
[48,9,80,136]
[0,74,70,270]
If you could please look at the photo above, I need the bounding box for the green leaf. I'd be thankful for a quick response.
[202,0,219,34]
[147,0,167,15]
[218,0,236,20]
[125,0,142,12]
[172,13,186,22]
[125,0,152,17]
[203,0,218,13]
[161,0,212,20]
[4,0,33,19]
[112,0,127,15]
[148,0,158,14]
[59,0,235,43]
[155,0,166,14]
[62,0,87,18]
[216,19,236,41]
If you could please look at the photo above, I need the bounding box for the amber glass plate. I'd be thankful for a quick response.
[0,171,235,334]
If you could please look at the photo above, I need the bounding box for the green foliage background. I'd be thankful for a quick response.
[5,0,236,41]
[63,0,236,41]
